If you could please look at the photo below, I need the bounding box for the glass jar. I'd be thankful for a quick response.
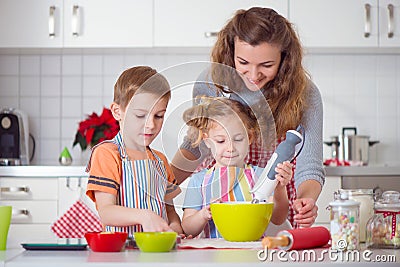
[366,191,400,249]
[339,189,374,242]
[329,193,360,250]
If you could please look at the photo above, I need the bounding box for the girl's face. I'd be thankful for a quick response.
[203,115,251,168]
[234,38,282,91]
[116,92,168,151]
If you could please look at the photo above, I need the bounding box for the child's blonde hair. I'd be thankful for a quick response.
[183,96,260,147]
[113,66,171,110]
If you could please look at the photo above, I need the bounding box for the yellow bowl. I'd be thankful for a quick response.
[210,202,274,242]
[134,232,177,252]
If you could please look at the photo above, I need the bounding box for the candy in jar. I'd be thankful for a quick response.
[366,191,400,249]
[339,189,374,242]
[329,192,360,250]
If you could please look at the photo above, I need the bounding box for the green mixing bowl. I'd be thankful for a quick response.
[134,232,177,252]
[210,202,274,242]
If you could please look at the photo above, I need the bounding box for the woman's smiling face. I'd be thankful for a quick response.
[234,38,282,91]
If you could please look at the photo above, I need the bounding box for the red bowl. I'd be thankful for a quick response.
[84,232,128,252]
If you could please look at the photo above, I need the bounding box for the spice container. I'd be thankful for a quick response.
[366,191,400,249]
[329,192,360,250]
[339,189,374,242]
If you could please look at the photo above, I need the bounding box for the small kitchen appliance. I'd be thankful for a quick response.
[250,127,303,202]
[0,108,30,165]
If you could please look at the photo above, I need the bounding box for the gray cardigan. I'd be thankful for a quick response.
[180,70,325,189]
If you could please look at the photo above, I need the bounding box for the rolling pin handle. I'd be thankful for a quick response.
[262,235,290,249]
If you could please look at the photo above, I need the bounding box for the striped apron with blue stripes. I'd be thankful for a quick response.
[105,132,168,237]
[201,165,256,238]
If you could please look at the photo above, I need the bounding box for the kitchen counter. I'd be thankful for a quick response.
[2,165,400,178]
[1,247,399,267]
[0,166,87,177]
[325,165,400,177]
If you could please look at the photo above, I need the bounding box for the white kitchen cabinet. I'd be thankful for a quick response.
[315,176,341,226]
[0,0,152,48]
[378,0,400,46]
[289,0,400,48]
[58,177,97,217]
[0,170,92,248]
[0,0,63,47]
[0,178,59,248]
[63,0,153,47]
[154,0,289,47]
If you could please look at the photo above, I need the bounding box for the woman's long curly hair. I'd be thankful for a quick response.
[210,7,309,138]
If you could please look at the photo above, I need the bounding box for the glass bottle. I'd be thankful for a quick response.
[366,191,400,249]
[339,189,374,242]
[329,192,360,250]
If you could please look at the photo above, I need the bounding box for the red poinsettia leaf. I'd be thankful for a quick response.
[85,127,95,145]
[73,132,88,150]
[92,130,105,146]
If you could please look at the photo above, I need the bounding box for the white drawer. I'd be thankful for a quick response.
[1,200,58,223]
[7,224,57,249]
[0,178,58,200]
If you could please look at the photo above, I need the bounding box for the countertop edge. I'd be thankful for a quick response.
[0,166,87,177]
[1,166,400,178]
[324,166,400,177]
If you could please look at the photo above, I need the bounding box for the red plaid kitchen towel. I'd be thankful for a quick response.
[51,199,103,238]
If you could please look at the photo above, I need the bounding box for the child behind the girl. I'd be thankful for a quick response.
[181,96,293,238]
[86,66,183,237]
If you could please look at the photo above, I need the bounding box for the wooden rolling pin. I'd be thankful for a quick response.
[262,226,331,251]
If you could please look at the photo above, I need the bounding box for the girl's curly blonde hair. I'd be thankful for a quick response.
[183,96,260,147]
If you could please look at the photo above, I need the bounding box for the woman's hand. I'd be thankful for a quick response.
[275,161,293,187]
[293,198,318,227]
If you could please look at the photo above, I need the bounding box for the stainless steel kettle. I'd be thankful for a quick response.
[324,127,379,165]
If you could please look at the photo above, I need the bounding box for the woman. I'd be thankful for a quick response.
[171,7,324,227]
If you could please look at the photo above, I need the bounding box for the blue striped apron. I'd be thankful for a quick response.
[105,132,168,237]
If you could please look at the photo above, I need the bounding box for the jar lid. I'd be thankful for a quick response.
[375,191,400,211]
[329,199,360,207]
[339,189,373,196]
[330,190,361,207]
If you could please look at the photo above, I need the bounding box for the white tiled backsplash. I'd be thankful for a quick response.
[0,49,399,166]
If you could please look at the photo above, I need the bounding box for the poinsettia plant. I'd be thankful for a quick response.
[73,107,119,151]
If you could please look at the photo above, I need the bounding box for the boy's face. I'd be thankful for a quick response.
[120,92,169,151]
[203,114,250,168]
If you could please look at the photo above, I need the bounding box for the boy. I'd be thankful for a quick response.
[86,66,182,237]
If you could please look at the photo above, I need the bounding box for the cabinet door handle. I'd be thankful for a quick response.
[12,209,30,216]
[49,6,56,38]
[204,32,218,38]
[364,3,371,38]
[387,4,394,38]
[0,186,30,193]
[72,5,80,37]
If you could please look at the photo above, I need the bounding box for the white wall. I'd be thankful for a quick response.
[0,48,399,166]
